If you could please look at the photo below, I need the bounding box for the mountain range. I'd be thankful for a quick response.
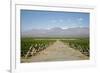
[21,27,89,37]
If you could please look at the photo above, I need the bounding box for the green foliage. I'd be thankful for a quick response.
[61,39,89,56]
[21,38,56,57]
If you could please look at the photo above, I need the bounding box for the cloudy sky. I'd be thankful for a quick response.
[21,10,89,32]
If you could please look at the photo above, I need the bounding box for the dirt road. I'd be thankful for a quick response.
[21,40,89,63]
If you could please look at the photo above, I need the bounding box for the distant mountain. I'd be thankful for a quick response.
[21,27,89,37]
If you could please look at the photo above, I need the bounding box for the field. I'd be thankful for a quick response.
[21,38,56,58]
[21,37,89,63]
[61,38,89,56]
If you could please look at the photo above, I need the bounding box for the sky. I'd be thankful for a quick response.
[21,10,89,32]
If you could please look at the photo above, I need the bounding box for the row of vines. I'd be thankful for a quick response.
[61,39,89,56]
[21,38,56,58]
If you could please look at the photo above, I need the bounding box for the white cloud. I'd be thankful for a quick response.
[78,18,83,21]
[77,18,84,25]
